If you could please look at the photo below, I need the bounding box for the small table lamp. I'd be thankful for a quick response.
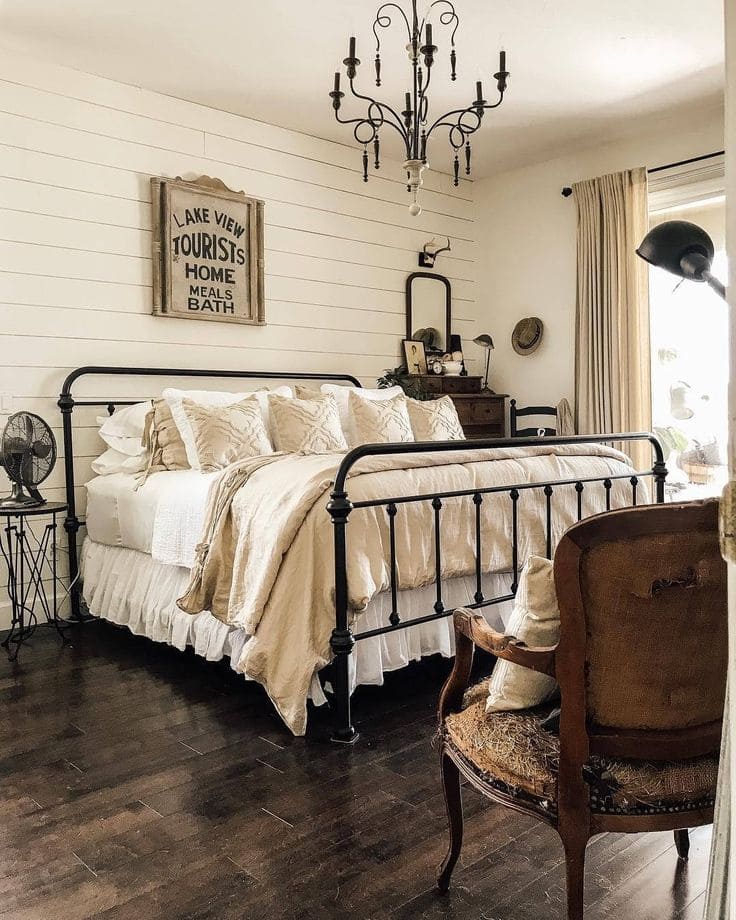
[473,334,495,391]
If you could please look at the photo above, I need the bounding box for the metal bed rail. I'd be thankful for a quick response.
[326,433,667,742]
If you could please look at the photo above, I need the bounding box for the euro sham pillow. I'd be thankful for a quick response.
[180,397,273,471]
[406,395,465,441]
[321,384,404,447]
[97,401,150,457]
[142,398,191,473]
[268,393,348,454]
[163,386,291,470]
[486,555,560,713]
[348,391,414,445]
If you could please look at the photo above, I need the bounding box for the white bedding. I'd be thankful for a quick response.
[86,470,217,566]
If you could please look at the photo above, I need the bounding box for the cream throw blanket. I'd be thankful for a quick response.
[178,444,642,734]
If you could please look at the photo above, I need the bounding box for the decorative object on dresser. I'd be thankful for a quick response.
[510,399,558,437]
[329,1,510,215]
[511,316,544,355]
[473,334,495,391]
[0,502,69,661]
[0,412,57,508]
[403,339,428,375]
[151,175,265,326]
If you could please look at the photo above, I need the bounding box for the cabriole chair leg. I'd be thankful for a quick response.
[436,751,464,893]
[674,828,690,860]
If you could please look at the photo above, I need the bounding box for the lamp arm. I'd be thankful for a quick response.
[704,271,727,301]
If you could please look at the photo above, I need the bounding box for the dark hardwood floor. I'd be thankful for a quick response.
[0,621,710,919]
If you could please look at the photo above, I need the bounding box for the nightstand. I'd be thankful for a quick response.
[403,376,508,439]
[0,502,69,660]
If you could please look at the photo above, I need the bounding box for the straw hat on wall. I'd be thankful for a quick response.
[511,317,544,355]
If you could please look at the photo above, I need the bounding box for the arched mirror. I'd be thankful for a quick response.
[406,272,452,354]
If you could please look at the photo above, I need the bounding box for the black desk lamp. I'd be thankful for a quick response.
[636,220,726,301]
[473,334,495,391]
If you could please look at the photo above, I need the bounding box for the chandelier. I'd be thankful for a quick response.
[329,1,509,216]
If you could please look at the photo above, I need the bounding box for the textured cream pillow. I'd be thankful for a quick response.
[163,386,292,468]
[322,384,404,447]
[486,556,560,712]
[269,394,348,454]
[407,396,465,441]
[349,391,414,445]
[180,397,273,471]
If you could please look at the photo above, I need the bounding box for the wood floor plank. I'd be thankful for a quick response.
[0,622,715,920]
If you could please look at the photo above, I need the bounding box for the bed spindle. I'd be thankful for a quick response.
[544,484,554,559]
[575,480,584,521]
[473,492,483,603]
[387,503,399,626]
[604,477,612,511]
[510,488,519,593]
[433,497,444,614]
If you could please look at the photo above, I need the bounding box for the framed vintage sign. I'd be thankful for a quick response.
[151,175,265,325]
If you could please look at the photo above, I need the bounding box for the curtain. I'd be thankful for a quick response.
[573,168,652,470]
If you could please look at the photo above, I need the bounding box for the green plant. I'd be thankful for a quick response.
[653,425,689,461]
[376,366,433,400]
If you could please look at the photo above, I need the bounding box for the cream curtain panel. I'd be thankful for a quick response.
[573,168,652,469]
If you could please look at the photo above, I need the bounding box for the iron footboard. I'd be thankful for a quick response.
[327,433,667,743]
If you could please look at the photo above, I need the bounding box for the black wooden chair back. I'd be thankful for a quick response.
[510,399,558,437]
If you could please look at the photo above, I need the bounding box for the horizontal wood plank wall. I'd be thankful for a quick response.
[0,51,477,627]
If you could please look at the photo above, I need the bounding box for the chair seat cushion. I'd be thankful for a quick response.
[444,683,719,815]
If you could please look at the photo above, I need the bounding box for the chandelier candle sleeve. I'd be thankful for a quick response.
[329,0,510,214]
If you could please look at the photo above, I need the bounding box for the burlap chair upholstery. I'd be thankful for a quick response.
[444,682,719,815]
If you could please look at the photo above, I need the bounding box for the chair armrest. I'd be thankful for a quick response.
[454,609,557,678]
[438,608,557,725]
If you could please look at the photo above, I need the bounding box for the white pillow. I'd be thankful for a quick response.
[406,396,465,441]
[91,448,148,476]
[163,386,292,469]
[486,556,560,712]
[97,402,150,455]
[321,384,404,447]
[348,391,415,446]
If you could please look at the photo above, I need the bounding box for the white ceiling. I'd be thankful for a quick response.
[0,0,725,177]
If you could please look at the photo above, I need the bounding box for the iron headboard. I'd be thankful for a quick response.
[58,365,362,619]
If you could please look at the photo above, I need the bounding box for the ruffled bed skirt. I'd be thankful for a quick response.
[81,539,513,700]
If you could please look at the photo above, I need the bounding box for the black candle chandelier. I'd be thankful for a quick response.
[330,0,509,216]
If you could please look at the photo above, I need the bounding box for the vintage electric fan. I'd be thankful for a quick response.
[0,412,57,508]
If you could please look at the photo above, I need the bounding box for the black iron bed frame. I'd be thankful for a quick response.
[59,366,667,743]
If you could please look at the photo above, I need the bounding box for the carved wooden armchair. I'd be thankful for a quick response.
[437,499,726,920]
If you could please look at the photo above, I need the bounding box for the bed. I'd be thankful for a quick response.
[59,366,668,740]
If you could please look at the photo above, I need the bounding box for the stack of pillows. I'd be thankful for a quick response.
[93,384,467,477]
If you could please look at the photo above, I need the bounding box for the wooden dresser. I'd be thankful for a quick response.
[405,375,508,439]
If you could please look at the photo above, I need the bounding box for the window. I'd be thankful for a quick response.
[648,185,727,499]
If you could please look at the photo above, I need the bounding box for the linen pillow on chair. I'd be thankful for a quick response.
[179,397,273,471]
[486,555,560,712]
[349,391,414,445]
[269,393,348,454]
[407,396,465,441]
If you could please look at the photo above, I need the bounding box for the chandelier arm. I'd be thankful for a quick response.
[424,105,478,142]
[425,0,459,43]
[373,2,412,48]
[348,80,411,148]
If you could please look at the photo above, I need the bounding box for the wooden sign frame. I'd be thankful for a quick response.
[151,175,265,326]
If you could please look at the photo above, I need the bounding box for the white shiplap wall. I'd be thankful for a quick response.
[0,50,477,624]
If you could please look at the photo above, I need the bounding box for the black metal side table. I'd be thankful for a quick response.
[0,502,69,660]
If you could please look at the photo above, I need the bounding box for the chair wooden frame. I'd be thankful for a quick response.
[436,500,724,919]
[510,398,558,437]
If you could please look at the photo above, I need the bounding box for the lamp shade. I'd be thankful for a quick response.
[636,220,715,283]
[473,334,495,350]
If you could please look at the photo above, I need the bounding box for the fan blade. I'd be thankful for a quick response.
[24,414,33,442]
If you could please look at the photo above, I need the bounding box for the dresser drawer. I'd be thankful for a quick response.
[453,397,504,425]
